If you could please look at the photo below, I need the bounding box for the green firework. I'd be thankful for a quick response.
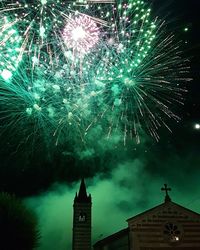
[0,0,191,147]
[0,16,22,80]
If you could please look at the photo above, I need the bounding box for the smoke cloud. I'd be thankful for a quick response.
[26,150,200,250]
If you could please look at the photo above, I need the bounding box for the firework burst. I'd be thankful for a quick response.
[71,0,191,144]
[0,57,99,147]
[62,14,100,55]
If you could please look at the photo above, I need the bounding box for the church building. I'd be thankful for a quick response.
[93,184,200,250]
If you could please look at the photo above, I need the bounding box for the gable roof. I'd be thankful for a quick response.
[127,200,200,222]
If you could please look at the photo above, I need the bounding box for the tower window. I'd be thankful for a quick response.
[79,212,86,222]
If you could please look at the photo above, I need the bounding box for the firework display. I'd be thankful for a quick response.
[0,0,190,147]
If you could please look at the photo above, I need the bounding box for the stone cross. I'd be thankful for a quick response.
[161,184,171,202]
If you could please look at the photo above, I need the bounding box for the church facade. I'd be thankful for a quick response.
[93,184,200,250]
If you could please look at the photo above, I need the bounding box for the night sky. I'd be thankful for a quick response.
[0,0,200,249]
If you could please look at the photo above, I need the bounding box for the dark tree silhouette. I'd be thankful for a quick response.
[0,192,39,250]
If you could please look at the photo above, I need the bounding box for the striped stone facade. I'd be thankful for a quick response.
[128,201,200,250]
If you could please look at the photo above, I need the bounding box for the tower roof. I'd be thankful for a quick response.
[74,178,91,203]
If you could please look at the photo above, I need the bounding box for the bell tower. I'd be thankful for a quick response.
[72,178,92,250]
